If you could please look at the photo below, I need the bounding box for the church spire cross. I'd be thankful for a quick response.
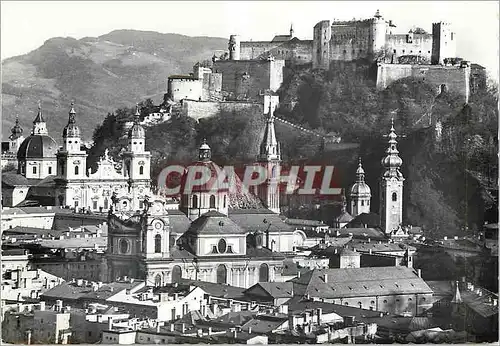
[34,100,45,124]
[134,103,141,123]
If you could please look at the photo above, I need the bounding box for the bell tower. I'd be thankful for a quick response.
[349,157,371,217]
[122,105,151,211]
[380,119,405,234]
[55,103,88,208]
[257,103,281,214]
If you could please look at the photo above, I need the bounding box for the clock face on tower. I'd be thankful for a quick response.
[153,220,163,230]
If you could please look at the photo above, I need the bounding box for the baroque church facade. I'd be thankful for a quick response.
[106,106,295,288]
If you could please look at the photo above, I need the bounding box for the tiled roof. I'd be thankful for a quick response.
[2,206,57,215]
[212,310,256,326]
[179,279,246,300]
[335,211,354,223]
[168,210,191,235]
[285,219,328,227]
[286,296,383,320]
[81,281,144,301]
[332,227,386,240]
[346,212,380,228]
[271,34,292,42]
[245,282,294,299]
[241,315,287,334]
[290,267,433,298]
[228,210,294,233]
[185,211,247,236]
[1,173,31,187]
[39,237,107,249]
[350,242,416,253]
[246,246,286,260]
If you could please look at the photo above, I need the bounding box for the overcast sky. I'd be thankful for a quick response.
[1,1,499,79]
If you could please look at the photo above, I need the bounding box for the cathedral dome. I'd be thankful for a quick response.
[17,134,58,160]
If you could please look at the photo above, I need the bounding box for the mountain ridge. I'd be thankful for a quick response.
[1,29,227,140]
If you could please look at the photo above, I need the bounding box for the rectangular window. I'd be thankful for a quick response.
[33,166,37,174]
[48,167,52,174]
[92,201,97,210]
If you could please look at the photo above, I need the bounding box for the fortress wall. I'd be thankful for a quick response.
[376,63,470,102]
[182,100,263,121]
[329,22,373,61]
[201,72,222,101]
[386,34,433,63]
[240,42,279,60]
[214,60,285,99]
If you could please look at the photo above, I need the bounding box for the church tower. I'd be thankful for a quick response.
[349,157,371,217]
[122,105,152,211]
[56,102,88,207]
[257,103,281,214]
[8,117,24,154]
[380,119,405,234]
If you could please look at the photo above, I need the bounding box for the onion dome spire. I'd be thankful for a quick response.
[63,101,81,138]
[199,138,212,161]
[33,101,45,124]
[32,101,48,135]
[355,157,365,183]
[381,118,404,178]
[10,116,23,140]
[128,103,145,139]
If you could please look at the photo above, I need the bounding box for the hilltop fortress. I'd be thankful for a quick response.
[163,10,485,123]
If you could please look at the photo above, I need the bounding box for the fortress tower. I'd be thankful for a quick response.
[312,20,332,70]
[228,34,240,60]
[431,22,457,65]
[370,9,387,57]
[380,119,405,234]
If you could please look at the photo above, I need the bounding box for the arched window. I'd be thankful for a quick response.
[392,192,397,202]
[209,195,216,209]
[192,195,198,209]
[104,198,108,210]
[223,195,227,208]
[155,234,162,253]
[172,266,182,283]
[216,264,227,284]
[358,302,363,308]
[259,263,269,282]
[119,239,129,254]
[154,274,162,287]
[440,84,447,93]
[139,166,144,175]
[361,200,364,206]
[272,166,277,178]
[74,165,79,175]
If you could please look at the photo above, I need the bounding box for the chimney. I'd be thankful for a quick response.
[55,300,63,312]
[297,271,301,278]
[367,238,371,243]
[208,327,212,335]
[39,301,45,311]
[233,329,237,338]
[181,323,186,334]
[417,269,422,278]
[248,327,252,334]
[316,308,322,325]
[369,249,372,254]
[170,324,175,332]
[108,318,113,331]
[324,274,328,283]
[156,323,161,333]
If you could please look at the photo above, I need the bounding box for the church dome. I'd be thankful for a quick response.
[17,134,58,160]
[128,105,145,139]
[10,118,23,139]
[62,103,81,138]
[350,181,371,197]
